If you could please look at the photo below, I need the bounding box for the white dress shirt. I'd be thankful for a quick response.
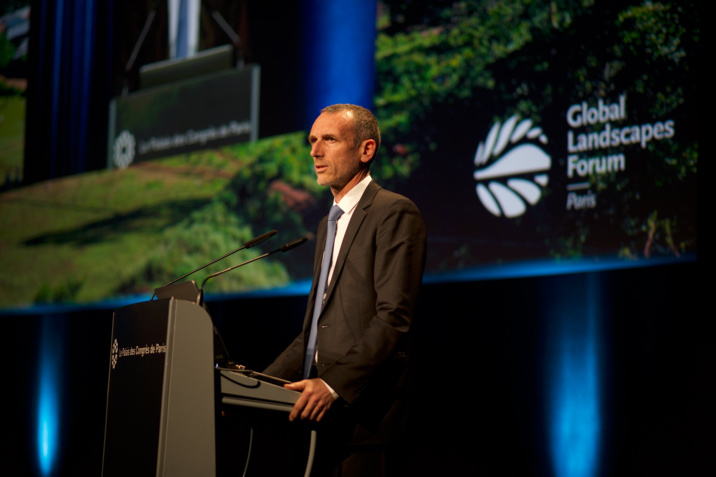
[327,174,372,285]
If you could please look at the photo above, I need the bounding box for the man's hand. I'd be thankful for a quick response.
[285,378,335,422]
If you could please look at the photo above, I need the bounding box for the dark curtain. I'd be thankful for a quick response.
[24,0,113,184]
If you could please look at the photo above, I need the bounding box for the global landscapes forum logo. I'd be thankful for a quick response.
[473,115,551,218]
[473,93,676,219]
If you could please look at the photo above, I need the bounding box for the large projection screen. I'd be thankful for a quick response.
[0,0,698,310]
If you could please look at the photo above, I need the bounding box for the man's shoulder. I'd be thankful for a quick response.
[365,182,420,211]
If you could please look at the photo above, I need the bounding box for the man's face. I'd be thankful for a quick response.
[308,111,366,198]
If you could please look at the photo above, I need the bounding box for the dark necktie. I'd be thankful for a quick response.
[303,205,344,379]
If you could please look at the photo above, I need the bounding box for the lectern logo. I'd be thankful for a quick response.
[473,115,551,218]
[113,130,136,169]
[111,339,118,369]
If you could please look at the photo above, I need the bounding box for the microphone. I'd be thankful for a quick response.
[152,230,277,298]
[243,230,278,249]
[198,237,308,302]
[280,237,309,252]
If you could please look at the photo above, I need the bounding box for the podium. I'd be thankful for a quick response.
[102,298,311,477]
[102,298,216,476]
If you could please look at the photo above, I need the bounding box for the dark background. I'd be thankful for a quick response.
[3,262,710,475]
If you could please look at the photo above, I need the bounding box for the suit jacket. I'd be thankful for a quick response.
[265,181,426,435]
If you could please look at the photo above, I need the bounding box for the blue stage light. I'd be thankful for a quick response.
[36,315,63,475]
[302,0,377,124]
[546,274,602,477]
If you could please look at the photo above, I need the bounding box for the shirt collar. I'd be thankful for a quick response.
[333,174,372,214]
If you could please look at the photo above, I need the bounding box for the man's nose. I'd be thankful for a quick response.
[310,141,322,157]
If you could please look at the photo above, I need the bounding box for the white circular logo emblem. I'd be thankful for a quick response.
[113,130,136,169]
[474,115,551,218]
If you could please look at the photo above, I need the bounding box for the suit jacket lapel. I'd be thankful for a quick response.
[322,181,381,304]
[302,216,328,332]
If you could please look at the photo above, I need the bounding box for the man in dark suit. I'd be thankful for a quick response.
[264,104,426,475]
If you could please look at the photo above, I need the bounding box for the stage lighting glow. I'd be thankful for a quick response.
[423,253,693,285]
[36,316,63,475]
[547,274,601,477]
[302,0,376,122]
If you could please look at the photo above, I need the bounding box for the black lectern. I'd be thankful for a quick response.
[102,298,216,477]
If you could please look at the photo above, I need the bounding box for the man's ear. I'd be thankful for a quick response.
[360,139,377,164]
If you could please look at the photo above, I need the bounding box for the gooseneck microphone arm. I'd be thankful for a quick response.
[158,230,277,289]
[198,237,308,304]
